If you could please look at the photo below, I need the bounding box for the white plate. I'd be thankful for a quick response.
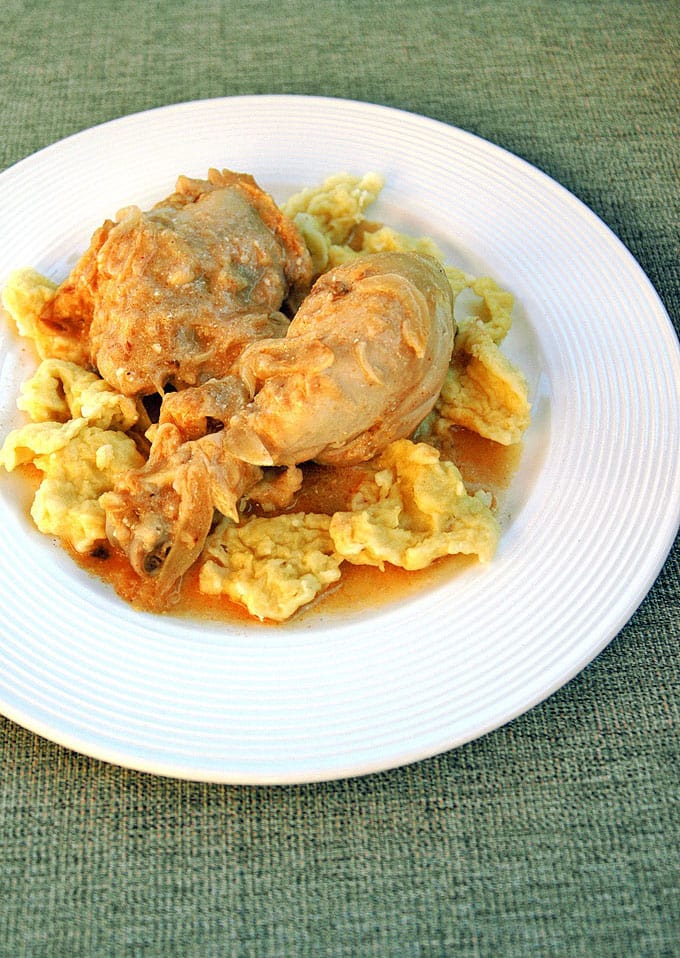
[0,96,678,784]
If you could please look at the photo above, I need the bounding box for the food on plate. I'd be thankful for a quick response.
[99,248,454,603]
[200,512,343,622]
[199,439,498,622]
[0,359,144,552]
[1,418,144,555]
[0,171,531,622]
[281,172,443,275]
[435,277,531,445]
[328,439,499,572]
[37,169,313,395]
[224,249,455,466]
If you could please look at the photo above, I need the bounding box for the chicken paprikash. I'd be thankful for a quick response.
[0,171,531,621]
[38,169,312,395]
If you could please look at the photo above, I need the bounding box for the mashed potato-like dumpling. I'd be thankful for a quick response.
[436,321,531,446]
[435,275,530,445]
[18,358,139,431]
[199,439,500,621]
[0,170,531,622]
[1,267,85,362]
[0,419,144,552]
[2,268,57,341]
[459,276,515,345]
[282,172,443,276]
[199,513,343,622]
[329,439,499,571]
[0,354,144,553]
[282,172,385,244]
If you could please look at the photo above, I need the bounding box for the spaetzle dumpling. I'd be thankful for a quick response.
[436,320,531,445]
[199,513,343,622]
[2,268,61,359]
[329,439,499,570]
[18,358,139,431]
[0,170,530,621]
[1,420,144,553]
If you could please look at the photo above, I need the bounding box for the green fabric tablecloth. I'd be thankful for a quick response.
[1,1,678,954]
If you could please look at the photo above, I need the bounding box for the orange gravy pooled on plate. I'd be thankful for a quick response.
[65,426,522,625]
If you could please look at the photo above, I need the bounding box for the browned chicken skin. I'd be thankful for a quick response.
[101,251,456,606]
[39,169,313,395]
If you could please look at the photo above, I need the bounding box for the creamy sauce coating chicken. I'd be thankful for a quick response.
[101,250,456,604]
[1,170,531,621]
[227,251,455,465]
[38,169,312,395]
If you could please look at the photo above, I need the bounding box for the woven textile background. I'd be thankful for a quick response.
[1,1,678,955]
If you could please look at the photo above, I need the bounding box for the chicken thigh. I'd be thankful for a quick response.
[38,169,312,395]
[101,251,455,606]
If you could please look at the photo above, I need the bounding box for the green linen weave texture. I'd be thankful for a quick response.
[1,1,678,955]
